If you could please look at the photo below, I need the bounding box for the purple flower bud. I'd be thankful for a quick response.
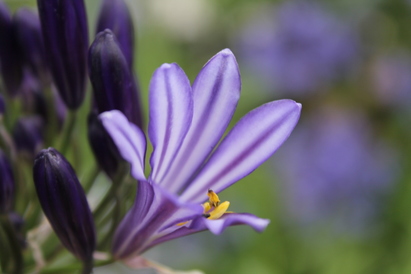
[0,150,14,214]
[8,212,26,248]
[89,29,143,127]
[19,72,47,118]
[37,0,89,109]
[13,8,48,81]
[8,212,24,232]
[87,112,123,180]
[0,2,24,96]
[33,148,96,263]
[96,0,135,69]
[0,93,5,115]
[12,116,44,158]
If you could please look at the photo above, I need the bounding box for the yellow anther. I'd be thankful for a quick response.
[202,201,211,212]
[176,191,231,227]
[207,189,220,207]
[208,201,230,220]
[176,221,189,226]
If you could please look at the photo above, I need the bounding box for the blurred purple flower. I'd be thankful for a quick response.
[0,1,24,97]
[0,93,5,115]
[13,116,44,158]
[13,8,48,82]
[371,52,411,107]
[275,108,397,234]
[100,49,301,260]
[237,1,358,96]
[0,149,14,214]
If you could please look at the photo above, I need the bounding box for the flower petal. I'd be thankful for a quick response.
[148,63,193,184]
[100,110,146,181]
[112,181,202,259]
[181,99,302,203]
[160,49,241,193]
[201,213,270,235]
[145,213,269,250]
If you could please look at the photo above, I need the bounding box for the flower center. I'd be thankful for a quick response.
[176,190,231,226]
[202,190,231,220]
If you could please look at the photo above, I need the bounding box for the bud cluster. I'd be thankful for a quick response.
[0,0,142,272]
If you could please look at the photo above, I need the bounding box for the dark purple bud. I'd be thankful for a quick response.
[13,8,48,81]
[33,148,96,263]
[37,0,89,109]
[8,212,24,232]
[96,0,135,69]
[0,2,24,96]
[8,212,26,248]
[12,116,44,158]
[87,112,123,180]
[0,93,5,115]
[89,29,143,127]
[0,150,14,214]
[53,87,68,127]
[19,72,47,119]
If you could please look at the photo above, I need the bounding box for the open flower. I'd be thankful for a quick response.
[100,49,301,260]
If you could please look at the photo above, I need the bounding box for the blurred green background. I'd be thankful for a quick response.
[5,0,411,273]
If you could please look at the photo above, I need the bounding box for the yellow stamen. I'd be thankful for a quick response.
[208,201,230,220]
[176,190,232,227]
[203,201,211,212]
[207,189,220,207]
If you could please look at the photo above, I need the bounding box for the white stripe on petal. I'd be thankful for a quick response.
[148,63,193,184]
[160,49,241,193]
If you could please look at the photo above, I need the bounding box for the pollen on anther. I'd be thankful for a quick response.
[207,189,220,208]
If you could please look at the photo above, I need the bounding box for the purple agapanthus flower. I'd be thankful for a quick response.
[274,108,397,235]
[371,52,411,107]
[236,1,358,96]
[100,49,301,260]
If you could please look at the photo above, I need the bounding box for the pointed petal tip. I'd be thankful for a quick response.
[219,48,234,57]
[99,109,122,120]
[158,62,179,71]
[206,48,237,65]
[204,214,271,235]
[292,100,302,115]
[280,99,302,113]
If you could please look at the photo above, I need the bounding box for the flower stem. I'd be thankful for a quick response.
[83,164,100,193]
[57,110,77,155]
[81,260,94,274]
[43,84,59,146]
[93,184,115,221]
[0,215,23,274]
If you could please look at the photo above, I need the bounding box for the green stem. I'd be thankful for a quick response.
[95,167,129,248]
[93,165,129,221]
[39,258,115,274]
[83,164,100,193]
[56,110,77,155]
[98,188,122,249]
[0,215,23,274]
[81,260,94,274]
[43,85,59,146]
[0,121,16,161]
[0,219,10,271]
[93,184,116,222]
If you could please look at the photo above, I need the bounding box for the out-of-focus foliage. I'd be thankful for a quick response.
[4,0,411,273]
